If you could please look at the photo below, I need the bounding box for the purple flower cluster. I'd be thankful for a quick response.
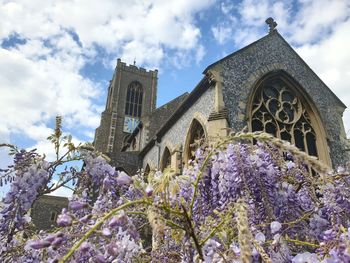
[24,154,143,262]
[0,149,49,248]
[2,137,350,262]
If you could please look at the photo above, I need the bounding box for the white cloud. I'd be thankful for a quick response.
[0,130,12,171]
[0,47,100,139]
[1,0,349,173]
[0,0,215,154]
[290,0,350,43]
[47,179,73,198]
[221,1,234,15]
[195,45,206,65]
[28,132,84,162]
[238,0,270,26]
[210,0,350,135]
[296,19,350,134]
[0,0,213,65]
[211,0,292,47]
[211,25,232,44]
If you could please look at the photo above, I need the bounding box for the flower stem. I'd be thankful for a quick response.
[60,199,148,262]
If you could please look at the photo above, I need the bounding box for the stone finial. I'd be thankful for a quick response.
[265,17,277,33]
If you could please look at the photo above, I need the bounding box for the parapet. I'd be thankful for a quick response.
[116,58,158,77]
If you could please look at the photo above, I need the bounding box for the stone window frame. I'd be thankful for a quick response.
[183,117,208,166]
[160,146,172,172]
[247,70,331,166]
[125,81,143,118]
[50,211,57,221]
[143,163,151,182]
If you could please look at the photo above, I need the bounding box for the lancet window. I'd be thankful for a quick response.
[160,147,171,172]
[125,81,143,117]
[186,119,206,161]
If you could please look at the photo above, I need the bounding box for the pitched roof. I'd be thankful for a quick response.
[139,77,212,157]
[203,33,272,73]
[121,92,189,151]
[204,30,346,109]
[147,92,189,140]
[137,30,346,157]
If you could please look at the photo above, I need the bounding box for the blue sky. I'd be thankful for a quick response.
[1,0,350,197]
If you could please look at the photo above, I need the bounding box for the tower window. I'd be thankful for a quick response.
[125,81,143,118]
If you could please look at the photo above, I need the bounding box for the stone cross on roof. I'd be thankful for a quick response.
[265,17,277,33]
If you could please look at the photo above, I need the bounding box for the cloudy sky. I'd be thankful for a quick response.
[0,0,349,195]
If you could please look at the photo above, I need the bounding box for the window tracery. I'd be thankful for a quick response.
[125,81,143,118]
[251,77,318,157]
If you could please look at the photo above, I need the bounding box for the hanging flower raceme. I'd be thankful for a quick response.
[0,149,49,249]
[2,132,350,262]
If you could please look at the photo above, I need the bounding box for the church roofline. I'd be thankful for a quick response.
[152,92,189,114]
[121,92,190,152]
[203,32,273,74]
[139,76,213,157]
[275,32,347,109]
[116,58,158,77]
[203,30,346,109]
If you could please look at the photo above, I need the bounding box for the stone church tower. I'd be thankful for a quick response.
[94,59,158,156]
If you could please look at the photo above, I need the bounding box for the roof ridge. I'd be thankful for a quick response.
[154,92,189,112]
[203,31,274,73]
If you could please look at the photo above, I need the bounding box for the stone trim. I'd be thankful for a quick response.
[246,70,332,166]
[183,114,208,166]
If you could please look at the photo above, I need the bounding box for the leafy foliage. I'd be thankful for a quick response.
[1,120,350,262]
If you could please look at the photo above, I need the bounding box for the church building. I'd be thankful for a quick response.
[94,18,349,176]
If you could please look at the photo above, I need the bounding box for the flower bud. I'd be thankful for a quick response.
[94,254,107,263]
[109,212,127,228]
[69,201,88,211]
[57,213,72,227]
[27,240,51,249]
[80,242,91,253]
[51,237,63,247]
[44,234,56,243]
[145,185,153,197]
[116,172,132,186]
[255,232,266,244]
[79,214,92,223]
[270,221,282,234]
[102,228,111,237]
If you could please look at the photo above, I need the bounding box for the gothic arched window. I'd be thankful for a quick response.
[125,81,143,118]
[250,73,323,158]
[185,119,206,162]
[160,147,171,172]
